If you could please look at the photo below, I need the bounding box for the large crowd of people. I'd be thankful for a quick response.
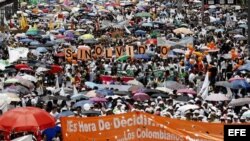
[0,0,250,140]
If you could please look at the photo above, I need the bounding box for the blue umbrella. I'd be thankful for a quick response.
[96,89,114,96]
[238,63,250,71]
[36,47,48,53]
[30,41,40,46]
[239,24,248,29]
[42,126,61,141]
[73,100,93,108]
[214,29,224,33]
[19,38,33,43]
[134,54,150,60]
[85,81,98,89]
[135,30,146,36]
[230,79,250,89]
[71,93,89,100]
[55,111,74,119]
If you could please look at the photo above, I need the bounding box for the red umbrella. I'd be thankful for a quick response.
[133,93,150,101]
[20,68,34,72]
[49,65,63,74]
[177,88,196,95]
[15,64,30,70]
[54,52,65,57]
[55,34,65,39]
[0,107,55,132]
[146,39,157,45]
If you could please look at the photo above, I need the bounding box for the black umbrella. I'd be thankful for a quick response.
[81,110,101,116]
[151,93,169,98]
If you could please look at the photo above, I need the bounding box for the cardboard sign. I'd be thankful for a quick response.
[115,46,123,58]
[61,112,224,141]
[111,30,124,38]
[126,46,134,57]
[138,45,146,54]
[64,48,73,60]
[77,48,92,60]
[95,45,104,57]
[160,46,169,59]
[105,48,113,59]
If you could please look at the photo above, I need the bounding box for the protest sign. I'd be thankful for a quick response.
[61,112,223,141]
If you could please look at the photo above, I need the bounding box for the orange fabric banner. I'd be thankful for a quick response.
[61,112,224,141]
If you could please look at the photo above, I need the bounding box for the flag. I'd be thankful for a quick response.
[124,26,131,34]
[20,15,28,30]
[73,85,78,95]
[60,84,66,96]
[48,20,54,30]
[199,72,210,99]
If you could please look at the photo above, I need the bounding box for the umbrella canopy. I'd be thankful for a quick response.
[0,93,20,102]
[84,81,98,89]
[71,94,89,100]
[127,79,144,86]
[133,54,150,60]
[20,74,37,82]
[145,39,157,45]
[177,88,196,95]
[79,34,94,40]
[228,98,250,107]
[96,89,114,96]
[90,97,107,103]
[215,81,233,88]
[55,111,74,119]
[242,111,250,118]
[128,85,144,92]
[230,79,250,89]
[73,100,93,108]
[85,90,98,98]
[135,12,151,17]
[177,104,199,115]
[238,63,250,71]
[15,64,30,70]
[173,28,193,34]
[133,93,150,101]
[0,107,55,132]
[205,93,229,101]
[161,81,187,90]
[48,65,63,74]
[151,93,168,98]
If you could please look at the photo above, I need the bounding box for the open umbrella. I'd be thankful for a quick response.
[242,111,250,118]
[173,28,193,35]
[85,81,98,89]
[85,90,98,98]
[81,110,101,116]
[177,104,199,115]
[161,81,187,90]
[55,111,74,119]
[73,100,93,108]
[238,63,250,71]
[215,81,233,88]
[0,107,55,132]
[15,64,30,70]
[135,30,146,36]
[133,93,150,101]
[0,93,20,103]
[79,34,94,40]
[127,79,143,86]
[48,65,63,74]
[145,39,157,45]
[71,94,89,100]
[177,88,196,95]
[135,12,151,17]
[90,97,107,103]
[228,98,250,107]
[133,54,150,60]
[205,93,229,101]
[230,79,250,89]
[151,93,168,98]
[96,89,114,96]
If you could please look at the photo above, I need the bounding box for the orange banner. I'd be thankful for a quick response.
[61,112,224,141]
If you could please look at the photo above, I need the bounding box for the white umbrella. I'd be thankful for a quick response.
[127,79,144,86]
[173,49,185,54]
[205,93,229,101]
[242,110,250,118]
[20,74,37,82]
[234,34,245,39]
[12,135,32,141]
[0,93,20,103]
[209,5,216,9]
[156,87,173,93]
[36,67,49,72]
[177,104,199,114]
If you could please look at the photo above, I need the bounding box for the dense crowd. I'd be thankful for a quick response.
[0,0,250,140]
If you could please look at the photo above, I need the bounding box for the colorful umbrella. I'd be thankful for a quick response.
[85,90,98,98]
[177,88,196,95]
[145,39,157,45]
[48,65,63,74]
[135,12,151,17]
[229,79,250,89]
[90,97,107,103]
[71,94,89,100]
[73,100,93,108]
[133,54,150,60]
[0,107,55,132]
[15,64,30,70]
[127,79,144,86]
[79,34,94,40]
[133,93,150,101]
